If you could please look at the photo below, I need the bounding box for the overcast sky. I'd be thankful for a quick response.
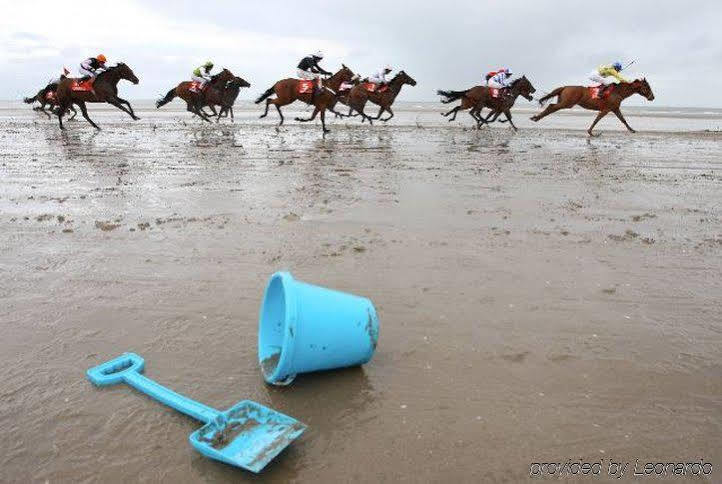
[1,0,720,106]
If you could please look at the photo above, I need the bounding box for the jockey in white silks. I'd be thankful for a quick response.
[486,68,513,89]
[368,65,392,87]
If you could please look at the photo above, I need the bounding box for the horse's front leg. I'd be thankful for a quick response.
[381,106,394,122]
[115,96,140,120]
[320,109,330,134]
[612,108,636,133]
[502,109,518,131]
[107,98,137,120]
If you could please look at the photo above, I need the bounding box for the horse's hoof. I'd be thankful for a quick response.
[530,116,538,122]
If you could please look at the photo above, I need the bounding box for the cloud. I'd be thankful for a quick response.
[0,0,720,106]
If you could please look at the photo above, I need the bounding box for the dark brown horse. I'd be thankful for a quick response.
[55,63,140,130]
[155,69,236,122]
[24,86,76,120]
[255,65,355,133]
[475,76,536,130]
[439,76,536,130]
[210,76,251,122]
[531,79,655,136]
[346,71,417,124]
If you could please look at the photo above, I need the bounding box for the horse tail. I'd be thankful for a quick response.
[538,87,564,106]
[24,95,38,104]
[255,85,275,104]
[156,88,176,109]
[436,89,468,104]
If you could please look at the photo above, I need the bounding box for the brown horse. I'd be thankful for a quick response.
[531,79,655,136]
[55,63,140,130]
[346,71,417,124]
[439,76,536,130]
[255,65,355,133]
[24,86,76,120]
[156,69,236,122]
[209,76,251,122]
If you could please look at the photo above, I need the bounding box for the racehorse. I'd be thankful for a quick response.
[55,63,140,130]
[210,76,251,122]
[24,87,76,120]
[346,71,417,124]
[255,65,355,133]
[156,69,236,122]
[438,76,536,130]
[531,79,655,136]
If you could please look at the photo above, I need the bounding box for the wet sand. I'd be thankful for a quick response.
[0,104,721,482]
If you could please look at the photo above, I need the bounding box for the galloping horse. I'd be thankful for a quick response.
[24,87,76,120]
[156,69,236,122]
[55,63,140,130]
[210,76,251,122]
[255,65,355,133]
[438,76,536,130]
[346,71,417,124]
[531,79,655,136]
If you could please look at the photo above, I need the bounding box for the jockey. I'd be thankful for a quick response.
[297,51,331,89]
[589,61,629,87]
[192,61,214,89]
[368,65,393,88]
[486,68,513,89]
[79,55,107,80]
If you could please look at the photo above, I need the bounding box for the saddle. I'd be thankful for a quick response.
[488,87,509,99]
[297,80,315,94]
[363,83,388,93]
[589,85,613,100]
[189,81,209,93]
[70,78,95,92]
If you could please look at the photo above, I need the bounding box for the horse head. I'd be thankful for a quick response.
[337,64,355,82]
[229,76,251,88]
[634,78,654,101]
[394,70,417,87]
[213,68,235,84]
[513,75,536,101]
[113,62,139,85]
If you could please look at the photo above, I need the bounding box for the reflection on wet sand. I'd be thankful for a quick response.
[0,106,720,482]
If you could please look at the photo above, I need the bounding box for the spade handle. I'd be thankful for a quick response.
[87,353,221,424]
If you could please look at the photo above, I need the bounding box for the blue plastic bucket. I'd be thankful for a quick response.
[258,272,379,385]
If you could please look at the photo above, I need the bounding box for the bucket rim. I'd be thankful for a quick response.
[258,271,298,385]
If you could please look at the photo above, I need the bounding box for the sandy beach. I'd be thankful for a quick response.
[0,102,720,482]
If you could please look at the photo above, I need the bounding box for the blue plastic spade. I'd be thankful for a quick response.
[87,353,306,473]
